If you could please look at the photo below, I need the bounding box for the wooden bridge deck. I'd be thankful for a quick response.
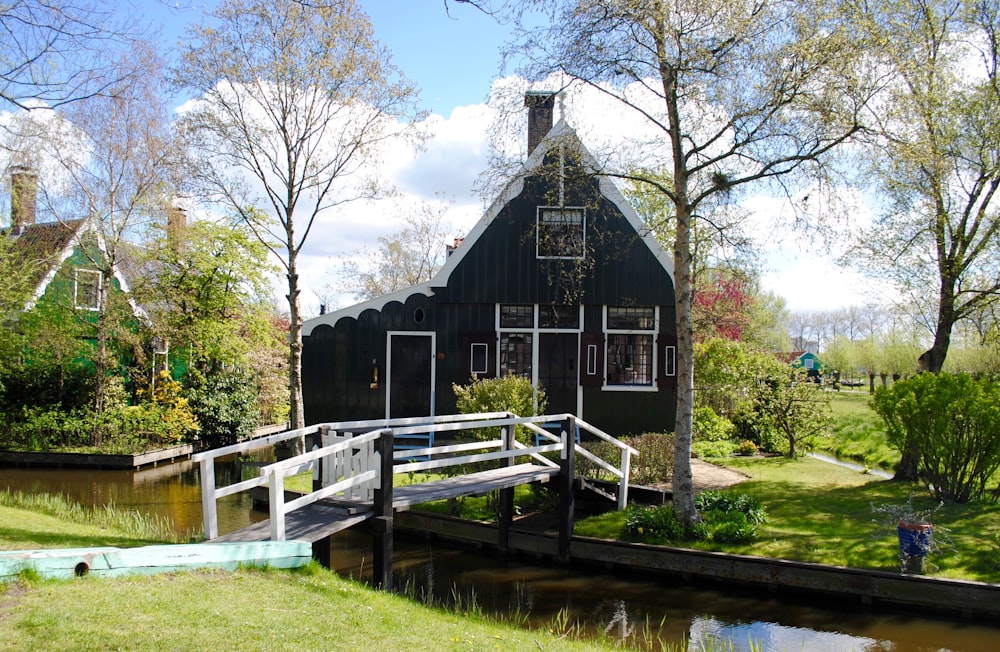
[215,463,559,543]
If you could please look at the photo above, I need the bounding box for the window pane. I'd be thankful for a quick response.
[500,304,533,328]
[537,208,584,258]
[500,333,532,378]
[470,343,488,375]
[607,306,654,330]
[539,304,579,329]
[606,334,653,385]
[75,270,101,310]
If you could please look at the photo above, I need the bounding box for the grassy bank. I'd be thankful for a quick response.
[1,564,617,651]
[0,490,183,549]
[813,390,898,470]
[576,456,1000,583]
[0,496,630,652]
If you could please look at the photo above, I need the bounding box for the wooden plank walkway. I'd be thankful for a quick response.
[215,463,559,543]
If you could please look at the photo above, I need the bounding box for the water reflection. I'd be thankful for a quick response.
[1,454,267,537]
[3,457,999,651]
[316,529,1000,652]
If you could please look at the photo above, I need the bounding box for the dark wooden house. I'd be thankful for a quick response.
[302,92,677,435]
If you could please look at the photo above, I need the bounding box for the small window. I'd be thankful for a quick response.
[499,333,532,378]
[500,304,533,328]
[74,269,102,311]
[539,304,579,329]
[607,306,655,330]
[470,343,488,376]
[537,208,585,259]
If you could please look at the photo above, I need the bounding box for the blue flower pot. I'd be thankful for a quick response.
[897,522,933,557]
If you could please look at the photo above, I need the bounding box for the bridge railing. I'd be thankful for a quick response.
[195,412,637,540]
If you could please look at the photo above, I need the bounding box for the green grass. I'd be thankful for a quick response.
[577,456,1000,582]
[0,564,617,651]
[0,498,652,651]
[812,390,898,470]
[0,490,185,549]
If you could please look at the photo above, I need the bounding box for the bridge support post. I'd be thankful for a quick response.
[498,422,515,556]
[373,428,394,590]
[312,536,331,569]
[558,416,576,563]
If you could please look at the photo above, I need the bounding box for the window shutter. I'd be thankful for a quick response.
[656,333,677,388]
[461,332,496,381]
[579,332,604,387]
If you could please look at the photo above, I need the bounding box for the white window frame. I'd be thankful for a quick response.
[602,305,658,392]
[470,343,489,376]
[74,269,102,311]
[536,207,585,260]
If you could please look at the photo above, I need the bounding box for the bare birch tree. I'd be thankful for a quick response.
[174,0,423,441]
[1,0,141,111]
[485,0,878,526]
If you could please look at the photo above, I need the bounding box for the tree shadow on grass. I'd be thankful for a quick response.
[0,526,156,551]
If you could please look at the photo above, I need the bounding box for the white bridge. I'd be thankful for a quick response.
[192,412,638,588]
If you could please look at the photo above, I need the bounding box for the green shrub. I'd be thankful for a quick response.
[697,490,768,525]
[453,374,546,444]
[692,439,737,459]
[736,439,758,456]
[183,368,260,447]
[706,511,757,544]
[873,372,1000,503]
[624,504,685,542]
[693,406,735,442]
[621,432,674,486]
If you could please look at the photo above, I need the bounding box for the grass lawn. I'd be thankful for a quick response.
[812,390,898,470]
[0,498,619,652]
[0,564,614,651]
[576,456,1000,584]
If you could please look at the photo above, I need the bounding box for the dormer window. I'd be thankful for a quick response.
[537,207,585,259]
[74,269,102,311]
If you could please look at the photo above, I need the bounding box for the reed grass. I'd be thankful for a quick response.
[0,490,187,544]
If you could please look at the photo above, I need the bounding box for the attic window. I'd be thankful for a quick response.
[74,269,102,311]
[537,208,585,259]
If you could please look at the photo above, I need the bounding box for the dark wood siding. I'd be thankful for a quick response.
[303,154,677,434]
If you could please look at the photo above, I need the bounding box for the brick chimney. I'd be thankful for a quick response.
[166,206,187,253]
[10,165,37,231]
[525,91,557,155]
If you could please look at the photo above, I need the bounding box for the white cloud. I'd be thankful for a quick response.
[176,75,881,318]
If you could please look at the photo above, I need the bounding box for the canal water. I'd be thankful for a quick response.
[3,457,1000,651]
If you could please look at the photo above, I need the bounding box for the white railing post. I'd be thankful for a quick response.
[618,448,631,510]
[199,457,218,540]
[268,467,286,541]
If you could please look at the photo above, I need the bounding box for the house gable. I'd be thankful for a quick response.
[302,99,678,435]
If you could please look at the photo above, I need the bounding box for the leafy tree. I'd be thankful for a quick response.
[175,0,424,446]
[822,335,857,386]
[137,216,277,376]
[749,366,832,458]
[495,0,875,526]
[695,337,830,457]
[848,0,1000,376]
[873,373,1000,503]
[43,42,174,419]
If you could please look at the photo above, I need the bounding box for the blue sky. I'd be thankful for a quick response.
[104,2,879,313]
